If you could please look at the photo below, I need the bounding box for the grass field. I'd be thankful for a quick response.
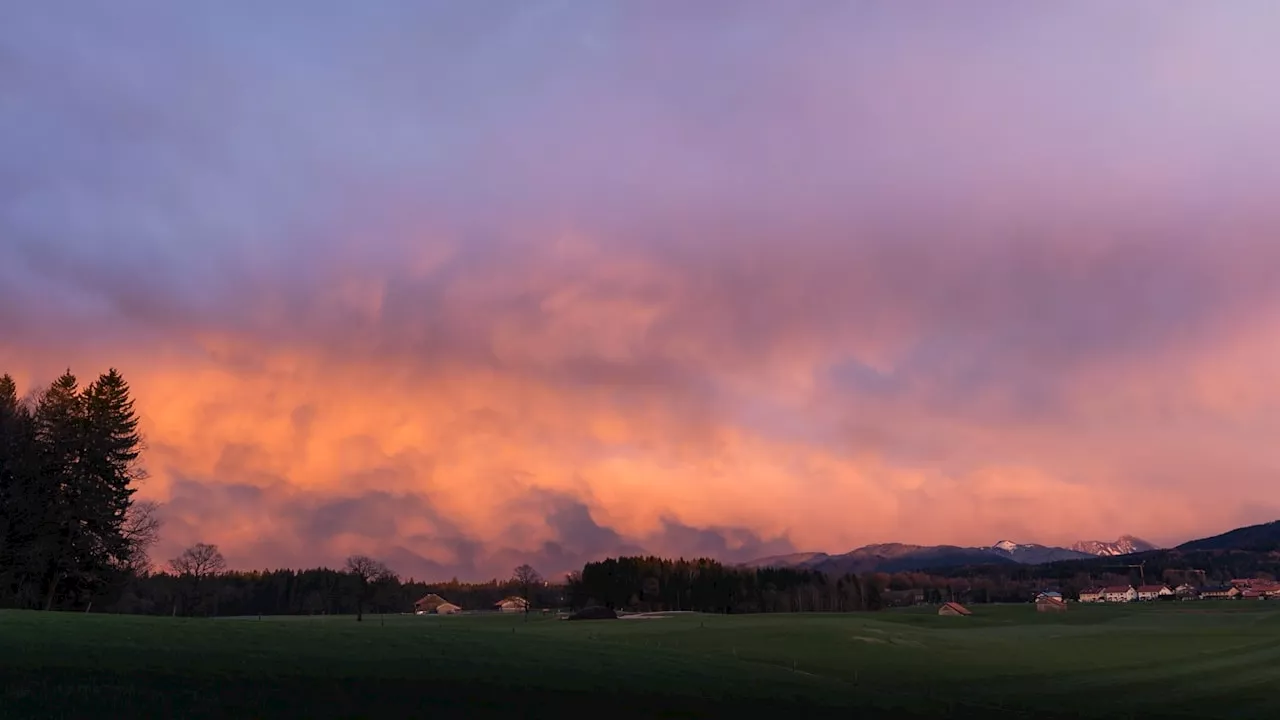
[4,602,1279,719]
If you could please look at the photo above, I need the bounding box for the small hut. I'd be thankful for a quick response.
[938,601,972,616]
[435,602,462,615]
[414,594,449,614]
[1036,595,1068,613]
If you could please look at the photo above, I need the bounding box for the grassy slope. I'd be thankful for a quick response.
[3,603,1279,719]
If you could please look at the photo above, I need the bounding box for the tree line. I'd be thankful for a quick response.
[108,554,567,618]
[566,556,889,613]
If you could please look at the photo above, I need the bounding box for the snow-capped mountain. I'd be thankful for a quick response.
[988,541,1095,564]
[742,535,1161,574]
[1069,535,1156,556]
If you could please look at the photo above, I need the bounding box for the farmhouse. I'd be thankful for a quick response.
[434,602,462,614]
[413,594,450,614]
[1078,588,1105,603]
[495,596,530,613]
[1136,585,1173,601]
[884,589,926,607]
[938,602,972,616]
[1174,584,1199,599]
[1102,585,1137,603]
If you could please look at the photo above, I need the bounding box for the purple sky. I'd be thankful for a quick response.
[3,2,1280,580]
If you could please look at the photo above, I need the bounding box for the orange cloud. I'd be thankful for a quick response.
[5,238,1278,580]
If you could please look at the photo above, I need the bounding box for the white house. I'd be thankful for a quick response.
[1136,585,1173,601]
[1102,585,1137,603]
[1174,583,1198,598]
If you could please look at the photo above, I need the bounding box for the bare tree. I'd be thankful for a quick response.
[119,500,163,575]
[169,542,226,578]
[345,555,393,622]
[513,564,542,621]
[169,542,225,615]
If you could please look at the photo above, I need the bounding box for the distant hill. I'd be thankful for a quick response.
[743,541,1093,575]
[1070,535,1156,556]
[813,544,1019,575]
[1178,520,1280,552]
[737,552,831,570]
[741,521,1280,577]
[742,520,1280,583]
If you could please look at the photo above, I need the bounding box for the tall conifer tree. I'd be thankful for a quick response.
[83,369,143,567]
[0,374,22,597]
[32,370,84,609]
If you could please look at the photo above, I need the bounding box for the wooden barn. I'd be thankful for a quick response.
[938,601,972,616]
[495,596,530,613]
[1036,595,1068,613]
[413,594,450,614]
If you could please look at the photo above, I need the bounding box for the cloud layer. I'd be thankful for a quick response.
[4,2,1280,580]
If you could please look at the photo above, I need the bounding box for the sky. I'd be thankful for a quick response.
[3,1,1280,581]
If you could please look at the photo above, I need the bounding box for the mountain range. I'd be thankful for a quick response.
[742,535,1157,575]
[1069,535,1157,556]
[1177,520,1280,553]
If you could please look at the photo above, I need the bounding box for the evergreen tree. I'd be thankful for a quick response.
[0,374,29,602]
[82,369,143,569]
[0,368,150,609]
[32,371,86,609]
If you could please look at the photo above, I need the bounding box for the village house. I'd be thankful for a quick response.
[1136,585,1174,601]
[1102,585,1137,603]
[1174,583,1199,599]
[884,589,926,607]
[1078,587,1105,603]
[1199,585,1241,600]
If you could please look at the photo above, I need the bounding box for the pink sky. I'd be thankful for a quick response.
[3,2,1279,580]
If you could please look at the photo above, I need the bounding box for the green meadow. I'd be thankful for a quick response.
[4,602,1278,719]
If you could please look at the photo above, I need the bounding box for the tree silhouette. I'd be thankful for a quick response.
[346,555,393,621]
[513,564,542,621]
[169,542,226,615]
[120,500,163,574]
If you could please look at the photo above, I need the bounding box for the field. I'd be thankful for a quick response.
[4,602,1280,719]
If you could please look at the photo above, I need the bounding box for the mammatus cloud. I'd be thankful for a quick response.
[3,2,1279,579]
